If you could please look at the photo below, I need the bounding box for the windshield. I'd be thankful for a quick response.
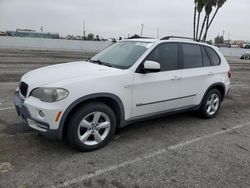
[90,41,153,69]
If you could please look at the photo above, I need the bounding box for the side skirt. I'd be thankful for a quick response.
[119,105,199,128]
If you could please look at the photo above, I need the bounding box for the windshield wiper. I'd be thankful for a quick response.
[89,59,113,67]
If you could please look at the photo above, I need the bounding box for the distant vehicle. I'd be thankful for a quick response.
[244,44,250,49]
[14,36,231,151]
[240,53,250,60]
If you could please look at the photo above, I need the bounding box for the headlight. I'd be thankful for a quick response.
[30,88,69,102]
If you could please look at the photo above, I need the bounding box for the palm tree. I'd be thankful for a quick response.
[198,13,207,40]
[203,0,227,41]
[199,0,216,41]
[195,0,207,40]
[193,0,198,40]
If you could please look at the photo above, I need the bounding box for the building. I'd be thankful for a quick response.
[230,40,250,48]
[6,29,59,39]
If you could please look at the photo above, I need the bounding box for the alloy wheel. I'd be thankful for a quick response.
[206,93,220,116]
[77,111,111,146]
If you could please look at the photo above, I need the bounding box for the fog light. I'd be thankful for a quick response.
[39,110,44,117]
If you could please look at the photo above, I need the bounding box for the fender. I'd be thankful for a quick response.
[197,82,226,108]
[57,93,125,139]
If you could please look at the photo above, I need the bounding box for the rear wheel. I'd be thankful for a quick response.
[199,89,222,119]
[67,102,116,151]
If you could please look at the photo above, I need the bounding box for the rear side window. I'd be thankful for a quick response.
[146,43,179,71]
[201,47,211,67]
[181,44,202,69]
[204,47,221,66]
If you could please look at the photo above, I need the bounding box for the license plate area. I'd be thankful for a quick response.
[14,92,30,120]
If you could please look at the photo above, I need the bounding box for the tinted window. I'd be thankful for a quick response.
[182,44,202,69]
[204,47,221,66]
[201,47,211,67]
[146,43,179,71]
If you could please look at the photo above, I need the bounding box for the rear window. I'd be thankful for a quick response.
[204,47,221,66]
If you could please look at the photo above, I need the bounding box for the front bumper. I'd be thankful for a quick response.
[14,91,60,140]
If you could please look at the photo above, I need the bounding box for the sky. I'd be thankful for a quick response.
[0,0,249,40]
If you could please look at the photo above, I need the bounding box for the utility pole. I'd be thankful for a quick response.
[228,32,230,45]
[222,30,225,39]
[157,27,159,39]
[140,24,144,37]
[83,20,86,39]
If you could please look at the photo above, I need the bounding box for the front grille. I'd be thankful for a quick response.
[19,82,28,97]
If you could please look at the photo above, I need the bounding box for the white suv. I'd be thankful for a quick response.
[14,37,231,151]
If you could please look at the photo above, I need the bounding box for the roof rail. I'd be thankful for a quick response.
[127,36,154,39]
[161,36,200,42]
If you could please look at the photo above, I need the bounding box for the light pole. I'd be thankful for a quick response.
[157,27,159,39]
[140,24,144,37]
[83,20,86,39]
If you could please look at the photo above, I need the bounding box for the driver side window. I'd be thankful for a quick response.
[146,43,179,71]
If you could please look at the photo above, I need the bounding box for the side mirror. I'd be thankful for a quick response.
[142,60,161,73]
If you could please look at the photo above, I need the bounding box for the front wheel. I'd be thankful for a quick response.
[67,102,116,151]
[199,89,222,119]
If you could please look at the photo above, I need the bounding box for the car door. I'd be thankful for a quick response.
[131,42,182,118]
[179,43,216,107]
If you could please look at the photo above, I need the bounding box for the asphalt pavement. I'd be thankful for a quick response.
[0,49,250,188]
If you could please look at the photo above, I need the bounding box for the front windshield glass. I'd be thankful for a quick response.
[90,41,153,69]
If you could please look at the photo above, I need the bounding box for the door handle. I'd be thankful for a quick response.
[171,76,181,80]
[208,72,214,75]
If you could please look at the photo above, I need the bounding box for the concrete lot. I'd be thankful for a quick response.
[0,49,250,188]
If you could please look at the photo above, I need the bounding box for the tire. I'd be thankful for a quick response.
[199,88,222,119]
[67,102,116,151]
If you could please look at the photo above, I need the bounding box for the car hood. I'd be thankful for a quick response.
[21,61,120,86]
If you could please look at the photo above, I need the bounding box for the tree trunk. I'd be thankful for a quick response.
[193,5,197,41]
[208,6,219,29]
[202,6,220,41]
[203,15,210,42]
[199,15,207,41]
[196,13,201,41]
[193,5,196,40]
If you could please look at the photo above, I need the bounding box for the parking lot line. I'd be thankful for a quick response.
[55,121,250,188]
[0,107,15,111]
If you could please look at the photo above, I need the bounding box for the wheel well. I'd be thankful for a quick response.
[62,97,122,139]
[210,84,225,100]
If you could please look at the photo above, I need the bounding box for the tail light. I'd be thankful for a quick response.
[228,70,232,79]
